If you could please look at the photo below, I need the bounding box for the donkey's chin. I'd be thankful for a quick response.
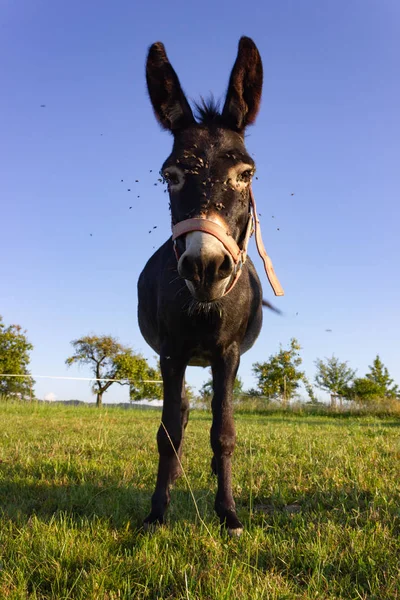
[185,279,229,302]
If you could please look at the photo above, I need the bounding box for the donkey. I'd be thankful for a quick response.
[138,37,282,536]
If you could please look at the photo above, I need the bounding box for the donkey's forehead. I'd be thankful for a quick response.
[179,127,243,146]
[168,127,251,165]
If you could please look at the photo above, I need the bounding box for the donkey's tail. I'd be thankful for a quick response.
[262,299,282,315]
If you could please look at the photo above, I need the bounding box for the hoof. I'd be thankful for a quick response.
[227,526,243,538]
[220,510,243,537]
[143,521,158,534]
[143,513,163,532]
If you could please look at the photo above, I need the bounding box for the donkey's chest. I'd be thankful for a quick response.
[168,308,261,365]
[184,321,260,366]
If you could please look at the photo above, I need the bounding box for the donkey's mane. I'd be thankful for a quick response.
[193,97,223,125]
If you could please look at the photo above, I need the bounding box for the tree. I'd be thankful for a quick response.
[343,377,384,405]
[66,335,162,407]
[314,356,356,408]
[129,362,163,401]
[200,371,243,408]
[341,356,399,405]
[0,316,34,399]
[302,375,318,404]
[246,387,262,398]
[200,373,243,399]
[252,338,304,405]
[365,355,399,399]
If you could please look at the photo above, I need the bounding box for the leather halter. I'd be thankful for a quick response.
[171,186,284,297]
[172,213,254,296]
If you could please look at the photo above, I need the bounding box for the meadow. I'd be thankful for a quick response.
[0,400,399,599]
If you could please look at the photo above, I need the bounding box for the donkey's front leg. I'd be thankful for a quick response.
[143,354,187,528]
[210,343,243,536]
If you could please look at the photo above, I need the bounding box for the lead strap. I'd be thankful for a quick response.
[249,187,284,297]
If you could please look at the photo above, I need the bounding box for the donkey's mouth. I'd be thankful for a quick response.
[185,279,229,303]
[186,297,223,319]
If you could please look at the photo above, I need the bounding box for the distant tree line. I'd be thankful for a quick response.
[201,338,399,408]
[251,339,399,407]
[0,315,399,408]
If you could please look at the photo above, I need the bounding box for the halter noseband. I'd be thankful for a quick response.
[171,187,284,297]
[172,213,254,296]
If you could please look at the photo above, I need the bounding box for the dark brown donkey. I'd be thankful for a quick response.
[138,37,282,535]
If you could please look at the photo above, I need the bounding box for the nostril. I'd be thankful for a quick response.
[178,255,191,280]
[178,254,200,283]
[218,254,234,279]
[178,249,233,287]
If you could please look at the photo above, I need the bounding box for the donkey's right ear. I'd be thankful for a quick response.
[146,42,196,132]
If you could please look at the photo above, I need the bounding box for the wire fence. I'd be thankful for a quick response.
[0,373,163,403]
[0,373,314,406]
[0,374,163,383]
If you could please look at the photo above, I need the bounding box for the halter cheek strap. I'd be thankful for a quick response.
[171,186,284,297]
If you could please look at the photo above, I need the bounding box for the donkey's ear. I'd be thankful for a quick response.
[146,42,196,132]
[222,37,263,132]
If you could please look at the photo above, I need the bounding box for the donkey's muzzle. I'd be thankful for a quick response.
[172,216,251,300]
[178,251,234,301]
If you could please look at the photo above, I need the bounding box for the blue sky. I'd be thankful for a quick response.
[1,0,399,403]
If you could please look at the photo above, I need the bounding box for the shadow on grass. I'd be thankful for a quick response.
[0,476,218,532]
[3,473,399,536]
[236,416,400,428]
[245,485,400,533]
[192,409,400,428]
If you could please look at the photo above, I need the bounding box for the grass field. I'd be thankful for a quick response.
[0,401,399,599]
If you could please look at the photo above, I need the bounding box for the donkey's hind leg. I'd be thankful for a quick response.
[143,355,187,528]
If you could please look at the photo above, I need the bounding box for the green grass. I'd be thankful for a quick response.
[0,401,399,599]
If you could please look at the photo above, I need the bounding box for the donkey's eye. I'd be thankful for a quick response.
[227,163,254,192]
[162,166,184,190]
[237,169,254,183]
[164,171,179,185]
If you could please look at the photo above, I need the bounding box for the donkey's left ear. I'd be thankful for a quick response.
[222,37,263,132]
[146,42,196,132]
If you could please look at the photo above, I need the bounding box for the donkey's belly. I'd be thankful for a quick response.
[188,357,211,367]
[240,315,263,355]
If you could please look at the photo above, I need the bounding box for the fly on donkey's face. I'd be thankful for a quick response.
[146,38,263,302]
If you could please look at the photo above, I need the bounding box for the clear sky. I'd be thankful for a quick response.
[1,0,399,403]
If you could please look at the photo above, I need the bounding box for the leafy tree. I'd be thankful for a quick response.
[0,316,34,399]
[200,372,243,408]
[129,362,163,402]
[184,383,197,403]
[343,377,384,405]
[302,376,318,404]
[246,387,262,398]
[66,335,162,407]
[252,338,304,405]
[341,356,399,405]
[365,355,399,399]
[314,356,356,408]
[200,373,243,399]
